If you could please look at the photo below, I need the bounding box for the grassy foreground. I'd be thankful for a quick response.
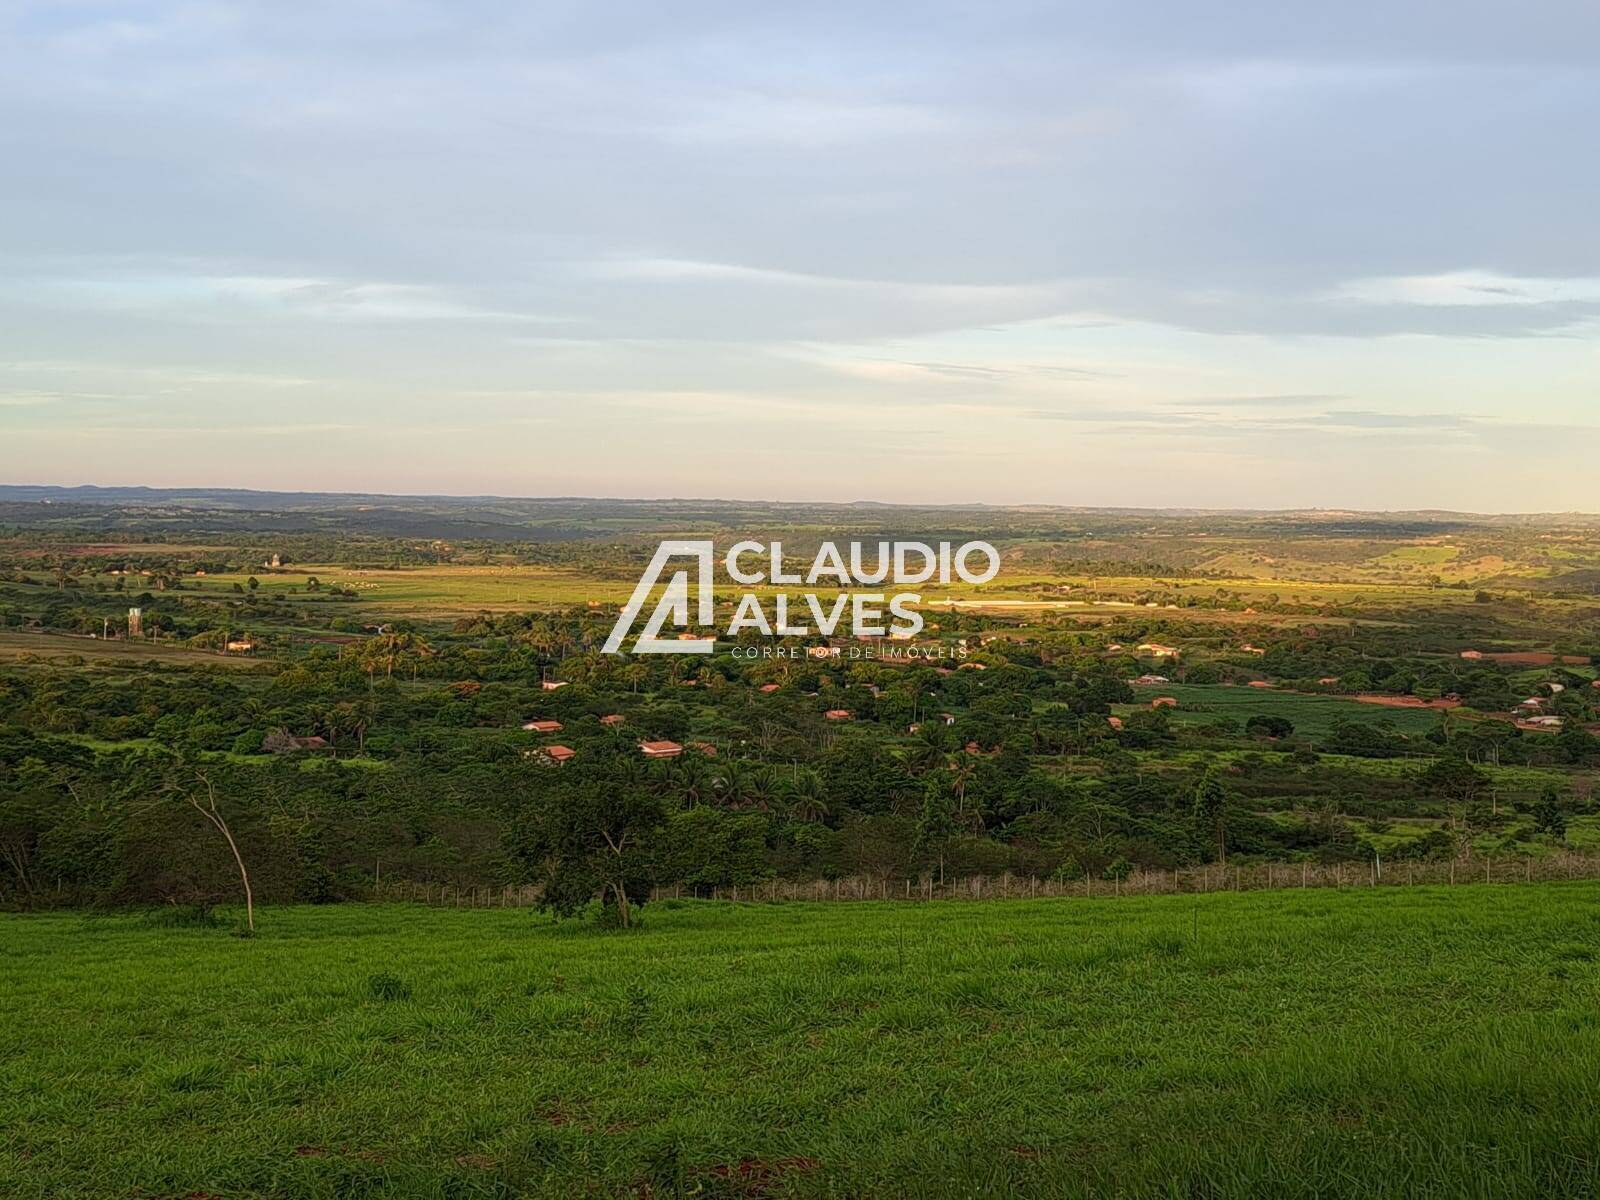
[4,888,1600,1199]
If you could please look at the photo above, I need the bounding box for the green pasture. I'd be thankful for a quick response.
[6,889,1600,1199]
[1118,682,1447,737]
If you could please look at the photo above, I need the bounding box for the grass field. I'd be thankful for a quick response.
[5,888,1600,1198]
[1119,682,1448,737]
[175,564,1505,622]
[0,630,264,669]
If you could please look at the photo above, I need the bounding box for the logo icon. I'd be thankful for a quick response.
[603,540,717,654]
[602,538,999,654]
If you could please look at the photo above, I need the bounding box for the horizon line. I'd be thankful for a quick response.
[2,481,1599,521]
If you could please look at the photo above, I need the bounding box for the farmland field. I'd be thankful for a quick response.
[0,630,265,668]
[1117,682,1449,737]
[5,888,1600,1199]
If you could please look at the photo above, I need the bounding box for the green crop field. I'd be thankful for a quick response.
[1119,683,1449,737]
[5,888,1600,1199]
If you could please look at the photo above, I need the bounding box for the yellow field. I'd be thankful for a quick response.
[175,563,1511,626]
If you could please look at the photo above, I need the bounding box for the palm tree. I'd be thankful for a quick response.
[674,756,715,808]
[782,770,830,823]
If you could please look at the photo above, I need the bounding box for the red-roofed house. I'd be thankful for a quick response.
[824,709,853,721]
[639,740,683,758]
[522,719,563,733]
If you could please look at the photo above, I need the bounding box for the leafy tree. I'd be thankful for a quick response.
[1191,768,1232,865]
[1419,758,1491,827]
[1532,788,1568,838]
[510,766,664,928]
[914,777,958,884]
[1245,714,1294,740]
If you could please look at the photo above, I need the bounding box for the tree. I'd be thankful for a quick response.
[164,768,255,933]
[914,777,958,884]
[1191,768,1231,865]
[779,769,830,823]
[1532,788,1567,838]
[1245,714,1294,740]
[1419,758,1491,827]
[511,767,665,928]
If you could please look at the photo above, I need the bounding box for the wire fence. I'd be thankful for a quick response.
[373,851,1600,908]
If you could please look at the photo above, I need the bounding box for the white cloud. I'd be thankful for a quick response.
[1323,270,1600,308]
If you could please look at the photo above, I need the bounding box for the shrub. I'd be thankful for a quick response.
[367,972,411,1002]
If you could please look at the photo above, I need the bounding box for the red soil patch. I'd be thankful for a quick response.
[1481,652,1589,666]
[700,1157,820,1197]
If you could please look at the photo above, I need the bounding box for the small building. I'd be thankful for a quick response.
[1134,674,1170,686]
[1247,680,1274,689]
[1137,643,1180,658]
[1459,650,1484,660]
[1107,716,1124,730]
[759,683,781,693]
[938,713,956,725]
[824,709,853,721]
[523,719,563,733]
[640,740,683,758]
[1151,696,1178,708]
[541,680,569,691]
[225,639,256,653]
[1517,698,1545,711]
[599,714,625,727]
[540,745,576,766]
[1240,644,1266,656]
[958,661,987,670]
[1318,676,1340,685]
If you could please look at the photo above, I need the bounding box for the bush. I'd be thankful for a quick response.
[367,972,411,1001]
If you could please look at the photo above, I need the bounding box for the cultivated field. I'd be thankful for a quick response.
[0,630,264,668]
[5,887,1600,1199]
[1117,682,1450,737]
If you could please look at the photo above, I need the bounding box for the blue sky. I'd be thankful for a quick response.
[2,1,1597,510]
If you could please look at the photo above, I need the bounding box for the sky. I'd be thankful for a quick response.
[2,1,1598,511]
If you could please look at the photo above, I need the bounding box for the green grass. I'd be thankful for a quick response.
[1121,683,1447,737]
[5,890,1600,1198]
